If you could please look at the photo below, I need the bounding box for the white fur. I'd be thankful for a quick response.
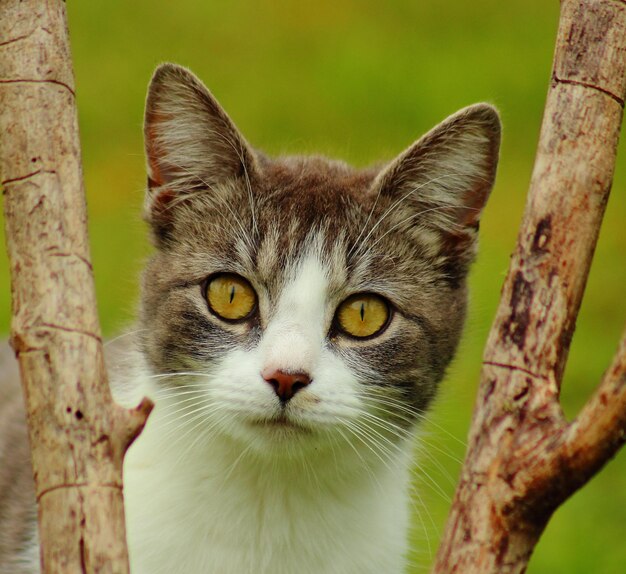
[121,250,416,574]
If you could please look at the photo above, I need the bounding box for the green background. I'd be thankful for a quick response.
[1,1,625,571]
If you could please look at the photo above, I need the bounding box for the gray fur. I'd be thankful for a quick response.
[138,64,500,422]
[0,343,37,574]
[0,63,500,571]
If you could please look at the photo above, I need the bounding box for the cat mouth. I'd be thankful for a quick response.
[252,414,310,433]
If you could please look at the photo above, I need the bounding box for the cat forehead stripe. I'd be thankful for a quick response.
[281,250,329,320]
[260,250,329,375]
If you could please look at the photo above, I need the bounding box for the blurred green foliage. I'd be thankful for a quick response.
[1,1,624,571]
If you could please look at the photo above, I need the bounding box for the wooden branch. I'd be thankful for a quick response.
[560,327,626,482]
[432,0,626,572]
[0,1,152,573]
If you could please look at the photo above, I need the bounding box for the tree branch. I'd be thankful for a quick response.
[561,327,626,480]
[0,1,152,572]
[432,0,626,572]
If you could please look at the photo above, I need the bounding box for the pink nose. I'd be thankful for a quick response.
[262,369,311,402]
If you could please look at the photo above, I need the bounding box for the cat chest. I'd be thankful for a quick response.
[122,449,410,574]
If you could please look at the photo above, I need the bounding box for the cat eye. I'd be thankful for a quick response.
[336,294,390,339]
[205,273,257,322]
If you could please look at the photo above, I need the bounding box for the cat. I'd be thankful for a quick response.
[0,63,500,574]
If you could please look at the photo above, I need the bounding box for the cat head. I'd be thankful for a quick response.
[138,63,500,457]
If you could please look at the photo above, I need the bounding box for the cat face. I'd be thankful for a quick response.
[138,64,500,457]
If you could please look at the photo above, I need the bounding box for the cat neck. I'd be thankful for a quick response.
[116,354,416,574]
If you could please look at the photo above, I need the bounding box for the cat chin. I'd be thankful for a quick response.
[214,412,342,458]
[248,414,312,433]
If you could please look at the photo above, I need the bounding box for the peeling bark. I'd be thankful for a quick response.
[0,1,152,573]
[433,1,626,572]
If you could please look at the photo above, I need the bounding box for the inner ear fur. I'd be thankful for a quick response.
[370,104,501,242]
[143,63,259,230]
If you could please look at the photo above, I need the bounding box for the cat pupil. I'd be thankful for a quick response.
[229,285,235,304]
[360,303,365,322]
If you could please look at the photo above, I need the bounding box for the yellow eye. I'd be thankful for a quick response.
[336,294,390,339]
[206,273,257,321]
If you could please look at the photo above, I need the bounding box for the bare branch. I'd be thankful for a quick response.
[561,327,626,481]
[433,0,626,572]
[0,1,152,572]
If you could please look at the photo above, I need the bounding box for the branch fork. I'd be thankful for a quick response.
[434,1,626,571]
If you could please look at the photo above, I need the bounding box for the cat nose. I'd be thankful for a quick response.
[262,368,311,403]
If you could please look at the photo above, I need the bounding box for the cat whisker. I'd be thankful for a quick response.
[153,392,211,411]
[350,409,456,500]
[146,371,213,381]
[357,411,413,446]
[160,403,227,452]
[104,329,148,347]
[156,398,218,433]
[346,176,385,260]
[340,419,396,473]
[333,426,384,493]
[152,385,216,395]
[152,381,210,392]
[357,392,422,425]
[171,407,233,466]
[413,445,460,489]
[219,132,258,241]
[350,173,463,261]
[407,481,435,561]
[158,159,256,254]
[213,443,255,498]
[409,461,453,504]
[157,410,216,444]
[366,204,478,256]
[357,390,468,449]
[322,427,342,478]
[355,397,463,498]
[193,126,259,246]
[153,389,208,401]
[358,403,466,467]
[415,437,464,466]
[412,413,468,448]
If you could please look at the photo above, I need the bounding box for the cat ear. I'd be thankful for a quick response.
[144,63,258,224]
[370,103,501,257]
